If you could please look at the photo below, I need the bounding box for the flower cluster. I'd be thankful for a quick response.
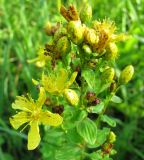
[10,3,134,155]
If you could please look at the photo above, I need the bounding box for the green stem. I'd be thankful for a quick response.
[96,86,120,127]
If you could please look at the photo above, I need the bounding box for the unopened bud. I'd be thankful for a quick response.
[119,65,134,84]
[108,131,116,143]
[64,89,79,106]
[67,21,85,45]
[101,67,115,83]
[80,3,92,23]
[55,36,71,55]
[82,44,92,55]
[53,27,67,42]
[84,28,99,45]
[105,43,118,60]
[44,22,52,36]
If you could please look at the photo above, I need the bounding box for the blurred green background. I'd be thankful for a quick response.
[0,0,144,159]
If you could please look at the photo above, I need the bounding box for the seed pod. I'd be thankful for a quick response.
[84,28,99,45]
[108,131,116,143]
[52,105,64,115]
[86,92,96,102]
[80,3,92,23]
[53,27,67,42]
[64,89,79,106]
[55,36,71,55]
[119,65,134,84]
[82,44,92,55]
[105,43,118,60]
[101,67,115,83]
[67,21,85,45]
[102,143,113,154]
[110,82,117,92]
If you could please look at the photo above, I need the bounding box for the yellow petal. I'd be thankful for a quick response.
[66,72,78,88]
[40,111,63,126]
[36,87,46,108]
[28,120,40,150]
[9,111,30,130]
[56,69,68,91]
[41,74,57,93]
[12,95,35,112]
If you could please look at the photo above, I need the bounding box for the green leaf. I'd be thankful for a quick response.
[87,102,104,114]
[55,145,81,160]
[77,118,97,145]
[111,95,122,103]
[88,128,110,148]
[82,69,101,92]
[100,115,116,127]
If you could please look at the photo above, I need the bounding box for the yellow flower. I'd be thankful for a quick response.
[9,87,63,150]
[27,48,51,67]
[41,68,78,94]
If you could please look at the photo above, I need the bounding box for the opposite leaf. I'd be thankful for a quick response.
[77,118,97,145]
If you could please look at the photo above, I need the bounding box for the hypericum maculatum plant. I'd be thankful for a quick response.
[10,3,134,160]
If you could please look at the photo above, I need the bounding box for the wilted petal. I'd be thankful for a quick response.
[28,120,40,150]
[40,111,63,126]
[10,111,30,130]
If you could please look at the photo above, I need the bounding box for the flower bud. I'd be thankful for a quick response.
[67,21,85,45]
[53,27,67,42]
[101,67,115,83]
[55,36,71,55]
[84,28,99,45]
[105,43,118,60]
[44,21,52,36]
[108,131,116,143]
[80,3,92,23]
[64,89,79,106]
[82,44,92,55]
[119,65,134,84]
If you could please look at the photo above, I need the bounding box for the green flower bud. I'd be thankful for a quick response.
[64,89,79,106]
[53,27,67,42]
[119,65,134,84]
[67,21,85,45]
[108,131,116,143]
[80,3,92,23]
[55,36,71,55]
[82,44,92,55]
[105,43,118,60]
[101,67,115,83]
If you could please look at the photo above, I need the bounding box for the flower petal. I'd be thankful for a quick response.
[56,69,68,91]
[9,111,30,130]
[66,72,78,88]
[40,111,63,126]
[41,74,57,93]
[36,87,46,108]
[28,120,40,150]
[12,95,35,112]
